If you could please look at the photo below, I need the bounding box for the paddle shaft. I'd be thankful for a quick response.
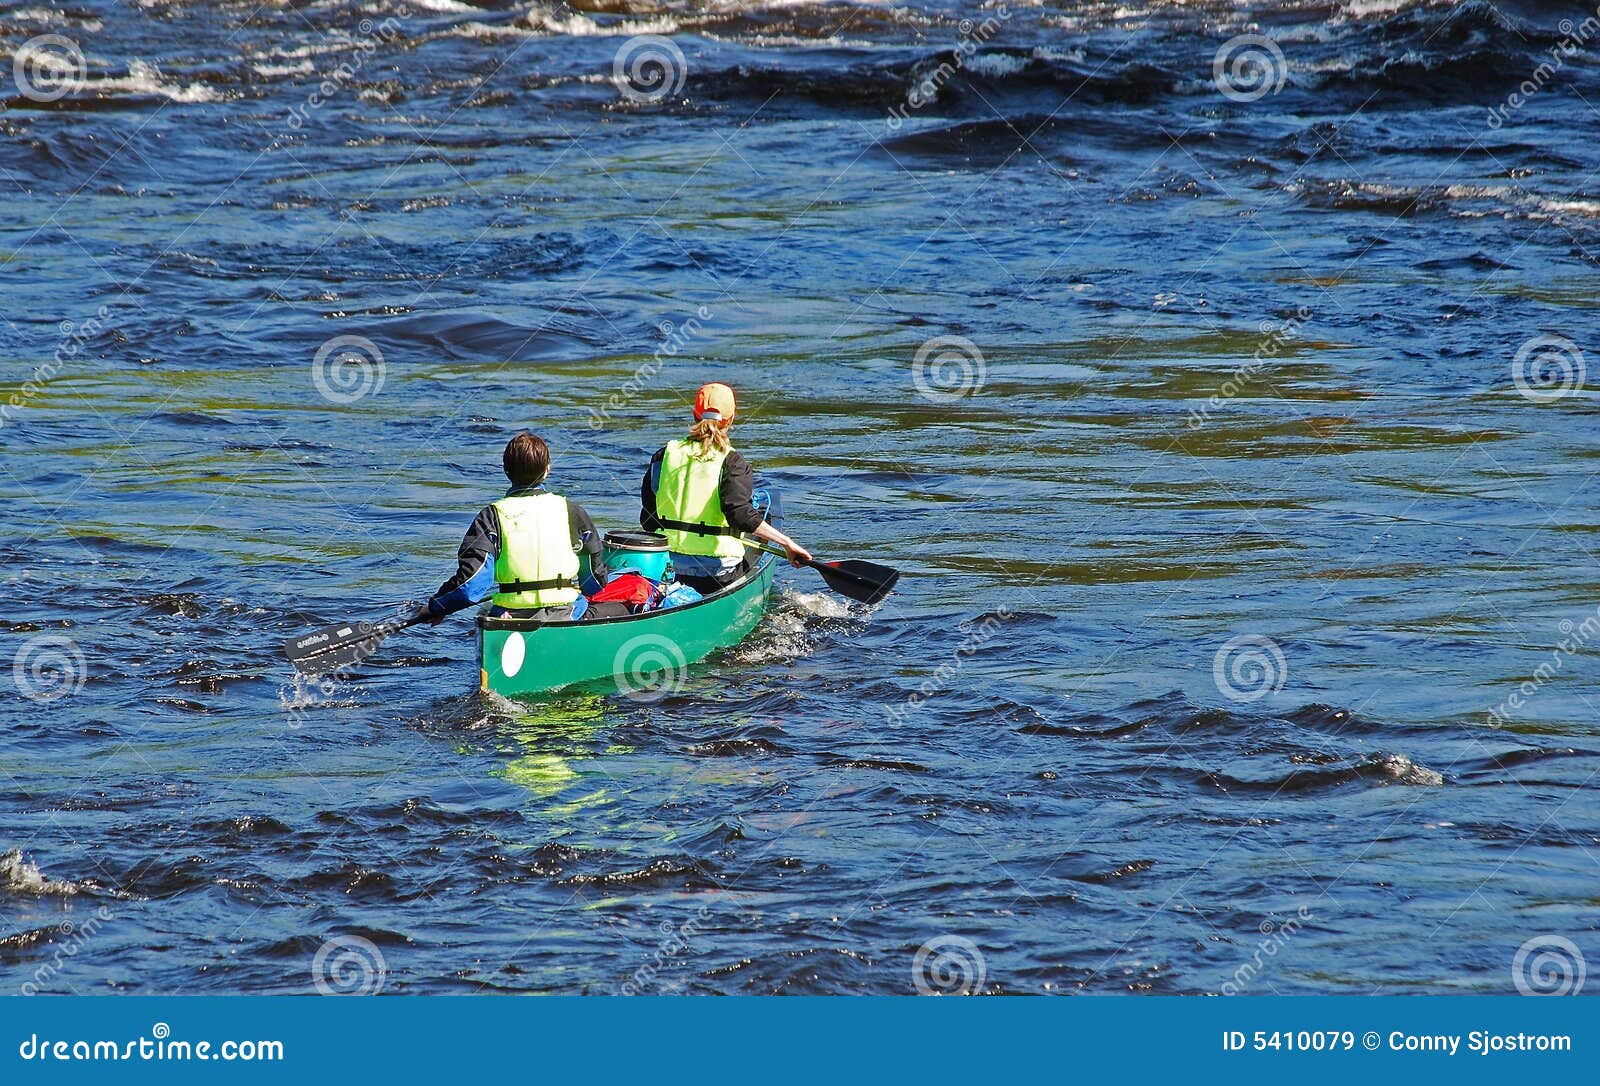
[739,539,900,604]
[746,539,825,569]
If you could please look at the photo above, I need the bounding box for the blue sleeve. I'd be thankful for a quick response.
[569,500,607,595]
[427,558,497,616]
[427,505,500,616]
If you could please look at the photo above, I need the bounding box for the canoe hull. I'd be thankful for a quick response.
[478,560,775,698]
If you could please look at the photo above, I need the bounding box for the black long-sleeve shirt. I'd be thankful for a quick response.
[426,486,606,616]
[639,446,765,535]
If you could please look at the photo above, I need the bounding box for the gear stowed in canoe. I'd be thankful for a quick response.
[479,555,776,698]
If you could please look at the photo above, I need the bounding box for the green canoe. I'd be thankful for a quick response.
[477,558,775,698]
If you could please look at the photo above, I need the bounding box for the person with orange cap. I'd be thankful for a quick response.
[640,382,811,594]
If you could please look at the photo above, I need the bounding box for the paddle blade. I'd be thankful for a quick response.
[284,619,401,675]
[812,559,900,605]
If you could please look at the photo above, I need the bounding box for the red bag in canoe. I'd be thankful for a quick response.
[586,572,661,614]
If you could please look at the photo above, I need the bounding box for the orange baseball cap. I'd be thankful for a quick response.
[694,382,736,421]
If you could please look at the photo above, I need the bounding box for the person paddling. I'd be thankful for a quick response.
[417,432,606,624]
[640,382,810,595]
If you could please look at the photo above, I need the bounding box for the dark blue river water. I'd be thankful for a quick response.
[2,0,1597,995]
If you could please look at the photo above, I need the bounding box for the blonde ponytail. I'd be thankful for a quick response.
[686,417,732,455]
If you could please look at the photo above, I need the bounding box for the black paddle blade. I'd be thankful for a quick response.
[284,619,400,675]
[811,559,900,605]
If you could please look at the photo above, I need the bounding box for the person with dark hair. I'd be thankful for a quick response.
[641,382,810,595]
[416,432,606,623]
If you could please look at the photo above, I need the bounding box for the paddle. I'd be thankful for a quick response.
[284,610,430,675]
[742,540,900,605]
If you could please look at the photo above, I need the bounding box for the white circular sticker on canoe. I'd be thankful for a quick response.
[501,631,526,678]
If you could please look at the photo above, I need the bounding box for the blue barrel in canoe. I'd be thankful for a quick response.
[603,530,671,581]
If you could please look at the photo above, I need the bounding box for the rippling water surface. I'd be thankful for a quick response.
[2,0,1598,994]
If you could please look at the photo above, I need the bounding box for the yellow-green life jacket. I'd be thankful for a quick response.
[655,438,745,560]
[491,492,581,609]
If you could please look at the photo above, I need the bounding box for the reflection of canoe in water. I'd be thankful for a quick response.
[477,559,775,698]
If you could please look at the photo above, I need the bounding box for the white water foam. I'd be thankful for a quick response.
[1031,45,1086,63]
[252,59,316,77]
[0,849,80,896]
[967,52,1030,78]
[76,60,222,103]
[520,10,686,38]
[785,589,853,619]
[1376,754,1444,786]
[1312,181,1600,221]
[1339,0,1414,19]
[731,588,863,665]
